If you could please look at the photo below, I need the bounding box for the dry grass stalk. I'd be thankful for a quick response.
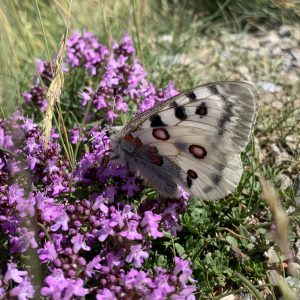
[42,33,66,148]
[259,175,299,299]
[259,175,290,257]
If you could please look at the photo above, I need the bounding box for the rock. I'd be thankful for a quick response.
[279,25,292,37]
[272,100,284,110]
[290,48,300,61]
[274,173,293,189]
[264,246,281,264]
[285,276,300,289]
[220,295,235,300]
[257,81,282,93]
[288,262,300,276]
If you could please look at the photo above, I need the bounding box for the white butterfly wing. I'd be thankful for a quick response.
[115,81,259,200]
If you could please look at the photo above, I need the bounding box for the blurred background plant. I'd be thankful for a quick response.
[1,0,300,113]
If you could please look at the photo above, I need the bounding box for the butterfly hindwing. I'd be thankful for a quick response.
[113,81,259,200]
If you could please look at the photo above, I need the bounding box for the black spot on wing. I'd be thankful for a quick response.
[175,106,187,120]
[185,91,197,101]
[196,102,208,118]
[209,84,234,137]
[187,169,198,179]
[203,186,213,193]
[187,176,192,188]
[211,174,222,185]
[218,101,234,136]
[150,114,167,127]
[208,84,219,95]
[187,169,198,188]
[217,163,225,171]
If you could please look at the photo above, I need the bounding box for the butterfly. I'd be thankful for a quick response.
[110,81,259,200]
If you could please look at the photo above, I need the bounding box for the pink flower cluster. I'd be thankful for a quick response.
[0,32,196,299]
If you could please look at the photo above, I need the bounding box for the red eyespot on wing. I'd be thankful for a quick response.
[150,154,163,166]
[189,145,207,159]
[124,134,134,142]
[134,137,143,147]
[152,128,170,141]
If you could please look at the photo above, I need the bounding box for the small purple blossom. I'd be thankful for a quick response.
[96,288,117,300]
[126,244,149,268]
[38,241,58,263]
[9,277,35,300]
[141,211,163,238]
[121,176,140,196]
[120,220,143,240]
[71,233,91,253]
[4,262,28,284]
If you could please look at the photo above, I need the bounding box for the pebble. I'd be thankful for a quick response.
[258,81,282,93]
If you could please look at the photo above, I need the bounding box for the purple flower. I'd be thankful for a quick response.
[162,203,182,236]
[0,287,5,299]
[50,207,69,231]
[11,231,38,253]
[16,192,36,218]
[106,110,119,121]
[139,96,155,112]
[35,58,53,82]
[92,195,109,214]
[171,287,196,300]
[120,220,143,240]
[9,277,35,300]
[71,233,91,253]
[8,184,24,205]
[85,255,102,277]
[96,288,117,300]
[120,269,152,294]
[97,219,114,242]
[25,137,40,153]
[79,87,93,106]
[141,211,163,238]
[66,31,109,75]
[106,251,125,268]
[66,278,88,298]
[178,185,190,200]
[22,118,37,132]
[38,241,58,263]
[116,97,128,112]
[41,269,67,299]
[4,262,28,284]
[120,32,135,55]
[103,186,116,202]
[126,244,149,268]
[50,175,67,196]
[41,269,88,300]
[70,127,81,144]
[109,210,125,228]
[22,85,47,112]
[173,257,193,283]
[121,177,140,196]
[93,94,107,110]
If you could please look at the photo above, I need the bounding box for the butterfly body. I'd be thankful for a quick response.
[111,81,259,200]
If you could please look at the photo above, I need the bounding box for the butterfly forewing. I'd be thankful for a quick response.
[113,81,259,200]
